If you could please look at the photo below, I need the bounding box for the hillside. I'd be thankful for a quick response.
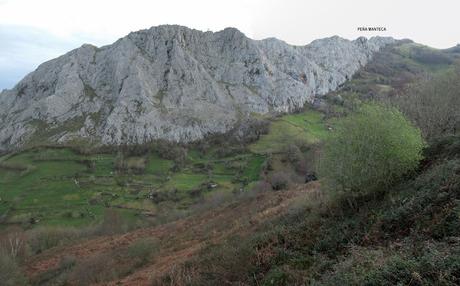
[3,135,459,285]
[0,25,394,151]
[167,135,460,286]
[1,32,460,285]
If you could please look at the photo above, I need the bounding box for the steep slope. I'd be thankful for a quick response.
[19,136,460,285]
[0,25,395,150]
[24,183,318,285]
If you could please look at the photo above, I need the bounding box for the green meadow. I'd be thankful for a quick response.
[0,108,330,228]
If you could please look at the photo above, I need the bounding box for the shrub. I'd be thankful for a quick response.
[127,238,158,266]
[69,240,158,285]
[125,156,147,174]
[269,172,290,191]
[361,247,460,286]
[262,267,292,285]
[0,253,27,286]
[379,158,460,239]
[69,253,118,285]
[149,189,181,204]
[94,209,126,235]
[424,134,460,161]
[114,150,126,172]
[115,152,146,174]
[319,103,424,197]
[0,227,26,259]
[31,255,77,286]
[284,144,308,174]
[191,190,234,212]
[59,255,77,270]
[252,180,273,193]
[164,236,256,285]
[234,117,271,143]
[215,144,247,158]
[27,226,79,254]
[151,263,198,286]
[154,140,187,162]
[390,68,460,140]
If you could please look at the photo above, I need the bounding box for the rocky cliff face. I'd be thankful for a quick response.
[0,25,395,150]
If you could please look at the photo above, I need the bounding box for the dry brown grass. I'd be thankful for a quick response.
[24,183,319,285]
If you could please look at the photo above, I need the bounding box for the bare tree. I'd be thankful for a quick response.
[0,227,25,259]
[389,68,460,140]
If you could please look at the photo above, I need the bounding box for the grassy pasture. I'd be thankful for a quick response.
[250,110,328,154]
[0,108,329,228]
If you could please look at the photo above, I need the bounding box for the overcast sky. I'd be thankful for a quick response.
[1,0,459,90]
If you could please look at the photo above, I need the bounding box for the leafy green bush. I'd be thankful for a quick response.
[165,135,459,285]
[319,103,424,197]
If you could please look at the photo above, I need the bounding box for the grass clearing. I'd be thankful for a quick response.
[145,153,173,175]
[250,110,329,154]
[165,173,208,191]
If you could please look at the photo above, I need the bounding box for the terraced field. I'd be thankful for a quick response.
[0,107,331,229]
[0,146,267,227]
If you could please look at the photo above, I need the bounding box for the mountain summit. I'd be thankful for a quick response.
[0,25,395,150]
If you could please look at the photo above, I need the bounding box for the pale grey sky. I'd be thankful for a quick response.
[1,0,459,90]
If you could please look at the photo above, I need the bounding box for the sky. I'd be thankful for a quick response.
[1,0,459,90]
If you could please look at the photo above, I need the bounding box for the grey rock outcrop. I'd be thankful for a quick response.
[0,25,395,150]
